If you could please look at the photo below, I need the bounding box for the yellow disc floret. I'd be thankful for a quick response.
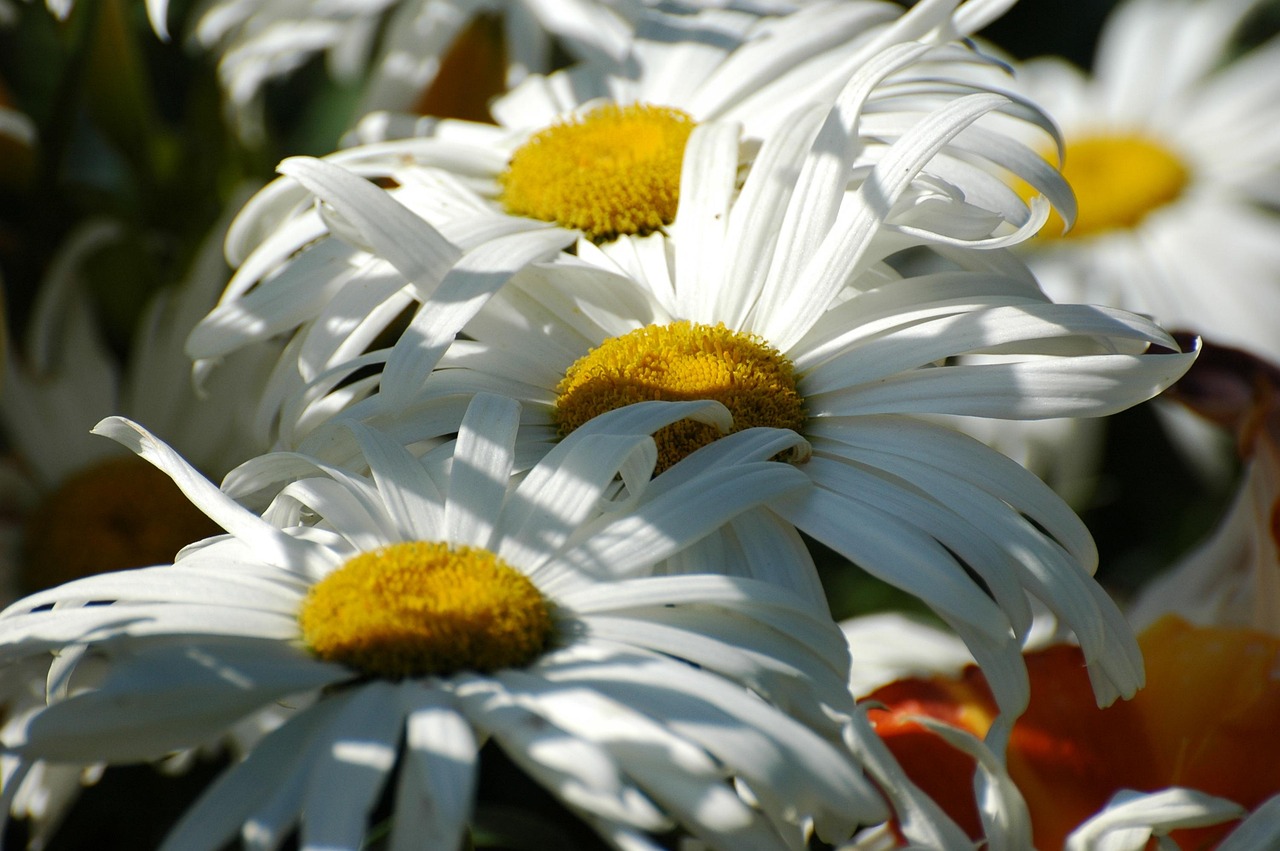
[299,541,553,679]
[1037,134,1189,239]
[555,321,807,472]
[22,455,220,593]
[499,103,695,242]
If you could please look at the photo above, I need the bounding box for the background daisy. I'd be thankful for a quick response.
[0,209,278,847]
[1006,0,1280,365]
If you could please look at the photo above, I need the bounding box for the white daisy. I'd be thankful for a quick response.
[1,210,274,600]
[186,0,1067,417]
[0,209,277,846]
[0,394,884,849]
[173,0,651,131]
[1005,0,1280,364]
[163,0,793,139]
[161,0,1025,140]
[256,70,1195,750]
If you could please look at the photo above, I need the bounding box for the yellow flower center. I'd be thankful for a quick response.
[499,103,696,242]
[1038,134,1190,239]
[554,321,807,472]
[21,455,220,593]
[299,541,553,679]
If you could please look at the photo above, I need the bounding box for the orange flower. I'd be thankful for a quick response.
[866,616,1280,848]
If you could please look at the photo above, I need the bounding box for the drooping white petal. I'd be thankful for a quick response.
[844,706,972,849]
[339,420,446,539]
[91,417,314,570]
[276,157,459,299]
[299,682,403,851]
[391,685,477,851]
[491,668,786,850]
[7,639,343,762]
[1065,788,1246,851]
[496,433,657,576]
[159,697,345,851]
[452,674,671,832]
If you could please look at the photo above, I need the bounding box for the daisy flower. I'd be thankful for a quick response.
[157,0,1026,141]
[0,394,885,850]
[1,213,273,601]
[187,0,1067,411]
[190,8,1068,450]
[169,0,649,139]
[160,0,817,139]
[0,211,276,846]
[255,62,1195,747]
[1006,0,1280,364]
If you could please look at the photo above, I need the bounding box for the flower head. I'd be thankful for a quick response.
[1008,0,1280,363]
[0,395,884,849]
[187,0,1071,436]
[0,212,278,844]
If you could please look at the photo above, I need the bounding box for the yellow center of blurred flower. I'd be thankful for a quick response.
[299,541,553,679]
[1037,134,1189,239]
[554,321,807,473]
[22,455,219,593]
[499,103,696,242]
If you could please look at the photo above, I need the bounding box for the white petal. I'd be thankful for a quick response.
[443,394,521,548]
[344,420,447,542]
[276,157,459,299]
[160,698,345,851]
[911,716,1032,851]
[544,653,884,830]
[300,682,403,851]
[497,433,657,574]
[8,639,342,762]
[452,675,670,831]
[670,121,739,323]
[379,225,577,407]
[844,706,972,849]
[91,417,314,569]
[768,92,1013,350]
[491,668,783,848]
[1219,795,1280,851]
[391,685,477,851]
[1065,788,1246,851]
[555,462,810,578]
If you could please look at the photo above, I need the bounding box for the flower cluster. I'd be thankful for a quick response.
[1,0,1278,849]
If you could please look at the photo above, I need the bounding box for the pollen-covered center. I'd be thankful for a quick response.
[554,321,807,472]
[299,541,553,679]
[1038,134,1190,239]
[499,103,696,242]
[21,455,219,593]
